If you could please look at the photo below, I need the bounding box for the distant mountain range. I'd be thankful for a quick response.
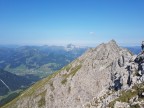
[125,46,141,54]
[0,44,141,79]
[0,44,88,78]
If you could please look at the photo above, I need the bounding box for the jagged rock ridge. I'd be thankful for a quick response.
[2,40,143,108]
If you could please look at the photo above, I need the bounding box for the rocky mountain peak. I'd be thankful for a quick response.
[108,39,117,45]
[81,40,131,64]
[3,40,144,108]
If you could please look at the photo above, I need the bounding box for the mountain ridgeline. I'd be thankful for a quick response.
[3,40,144,108]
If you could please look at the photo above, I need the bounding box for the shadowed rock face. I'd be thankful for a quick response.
[3,40,138,108]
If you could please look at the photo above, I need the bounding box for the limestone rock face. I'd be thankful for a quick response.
[114,101,130,108]
[3,40,143,108]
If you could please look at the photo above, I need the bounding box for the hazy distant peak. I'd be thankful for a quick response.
[65,44,78,51]
[66,44,76,48]
[108,39,117,44]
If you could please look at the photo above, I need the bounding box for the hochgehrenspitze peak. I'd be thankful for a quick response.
[108,39,117,45]
[107,40,120,50]
[92,40,119,52]
[83,40,129,62]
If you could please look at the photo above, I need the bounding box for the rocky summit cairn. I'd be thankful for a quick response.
[2,40,144,108]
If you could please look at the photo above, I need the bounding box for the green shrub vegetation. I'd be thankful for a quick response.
[66,64,72,72]
[38,90,46,107]
[109,89,137,108]
[61,64,82,85]
[109,83,144,108]
[61,79,67,85]
[130,104,140,108]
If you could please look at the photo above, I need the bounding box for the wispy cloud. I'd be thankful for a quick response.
[89,32,96,36]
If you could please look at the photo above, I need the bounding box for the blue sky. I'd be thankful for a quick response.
[0,0,144,46]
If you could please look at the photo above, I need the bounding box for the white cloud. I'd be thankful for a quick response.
[89,32,96,35]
